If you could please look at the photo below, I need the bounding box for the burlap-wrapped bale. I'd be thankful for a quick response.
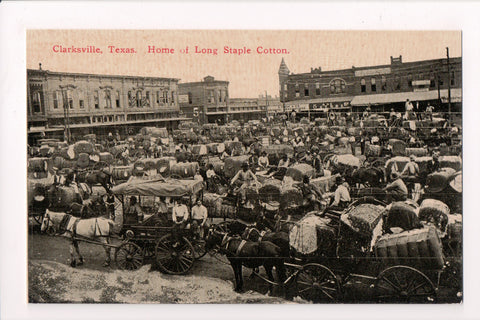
[289,214,336,255]
[84,134,96,143]
[50,186,81,210]
[285,163,315,182]
[219,202,236,219]
[425,168,456,193]
[293,127,305,137]
[346,203,385,236]
[280,186,303,209]
[39,145,54,157]
[224,141,244,156]
[385,156,410,178]
[405,148,428,157]
[155,157,177,175]
[202,193,223,218]
[191,144,208,156]
[446,214,462,242]
[28,157,49,173]
[52,156,67,170]
[109,144,128,157]
[258,179,282,203]
[415,156,433,175]
[374,226,444,269]
[224,155,251,178]
[439,156,462,171]
[76,153,90,169]
[206,143,218,154]
[347,127,362,136]
[418,199,449,233]
[74,140,95,155]
[365,144,382,157]
[140,127,168,138]
[388,139,407,156]
[99,152,114,164]
[170,162,200,178]
[111,166,133,181]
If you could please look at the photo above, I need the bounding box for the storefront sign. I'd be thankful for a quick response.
[354,67,391,77]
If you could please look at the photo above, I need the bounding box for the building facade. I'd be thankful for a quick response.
[279,56,462,114]
[27,66,183,141]
[178,76,229,124]
[228,98,266,123]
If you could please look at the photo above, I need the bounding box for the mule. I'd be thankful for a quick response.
[41,210,115,267]
[205,228,286,294]
[241,227,290,258]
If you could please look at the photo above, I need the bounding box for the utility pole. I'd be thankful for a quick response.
[59,84,76,143]
[446,47,452,127]
[265,90,269,119]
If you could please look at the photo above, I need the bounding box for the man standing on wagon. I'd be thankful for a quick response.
[191,199,208,239]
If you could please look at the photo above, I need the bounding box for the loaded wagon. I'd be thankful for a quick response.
[110,177,206,274]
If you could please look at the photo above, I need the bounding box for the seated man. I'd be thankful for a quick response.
[230,162,259,204]
[258,151,270,170]
[125,196,144,225]
[383,172,408,203]
[299,175,324,212]
[172,198,190,244]
[329,176,351,210]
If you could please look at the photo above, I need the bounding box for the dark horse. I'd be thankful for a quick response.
[348,166,386,188]
[75,168,113,193]
[205,228,287,294]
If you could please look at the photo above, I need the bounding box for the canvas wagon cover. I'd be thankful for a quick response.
[112,178,203,197]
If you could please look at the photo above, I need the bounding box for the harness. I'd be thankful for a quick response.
[221,234,247,256]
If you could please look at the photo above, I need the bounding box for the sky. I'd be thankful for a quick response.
[27,30,461,98]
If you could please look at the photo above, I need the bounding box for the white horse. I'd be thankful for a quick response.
[41,209,115,267]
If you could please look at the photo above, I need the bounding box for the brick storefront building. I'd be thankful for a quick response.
[27,66,184,142]
[279,56,462,116]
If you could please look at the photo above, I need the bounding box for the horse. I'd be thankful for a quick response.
[205,228,286,294]
[241,227,290,258]
[75,168,113,193]
[348,167,386,188]
[41,210,115,267]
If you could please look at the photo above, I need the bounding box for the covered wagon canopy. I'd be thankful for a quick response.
[111,177,203,197]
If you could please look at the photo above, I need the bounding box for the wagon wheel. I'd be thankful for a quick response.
[374,265,437,303]
[115,242,144,271]
[295,263,343,303]
[192,239,208,260]
[155,234,195,275]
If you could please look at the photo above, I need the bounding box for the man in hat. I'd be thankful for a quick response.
[172,198,190,244]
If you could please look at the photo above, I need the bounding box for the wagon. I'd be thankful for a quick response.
[110,177,206,274]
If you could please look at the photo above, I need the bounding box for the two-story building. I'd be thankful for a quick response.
[27,65,184,142]
[279,56,462,117]
[178,76,229,124]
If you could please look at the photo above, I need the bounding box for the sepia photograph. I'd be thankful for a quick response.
[25,29,463,304]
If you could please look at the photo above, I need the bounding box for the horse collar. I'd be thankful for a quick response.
[236,240,247,256]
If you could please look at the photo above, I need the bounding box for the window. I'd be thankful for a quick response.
[330,79,346,94]
[136,90,142,108]
[304,87,309,97]
[283,84,287,91]
[315,83,321,95]
[371,78,376,92]
[451,71,455,86]
[128,91,135,108]
[32,91,42,113]
[418,73,423,80]
[115,91,120,108]
[156,91,161,105]
[67,91,73,109]
[104,90,112,108]
[430,73,436,88]
[163,91,168,104]
[188,92,193,104]
[381,76,387,91]
[53,91,60,109]
[295,92,300,98]
[145,91,151,107]
[360,78,366,92]
[78,91,85,109]
[408,73,413,87]
[394,75,401,91]
[94,90,99,109]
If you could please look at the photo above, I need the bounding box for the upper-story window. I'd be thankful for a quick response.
[31,91,42,113]
[381,76,387,91]
[371,78,376,92]
[94,90,99,109]
[304,86,309,97]
[407,73,413,87]
[315,83,321,95]
[136,90,142,108]
[451,71,455,86]
[360,78,366,93]
[78,91,85,109]
[145,91,151,107]
[394,75,401,91]
[115,91,120,108]
[329,78,346,94]
[104,89,112,109]
[53,91,60,109]
[430,72,436,88]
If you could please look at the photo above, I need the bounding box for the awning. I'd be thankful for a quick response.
[351,89,462,106]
